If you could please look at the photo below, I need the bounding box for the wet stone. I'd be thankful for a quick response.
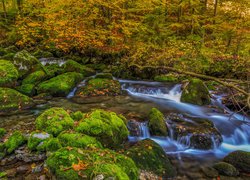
[15,148,46,163]
[201,167,219,178]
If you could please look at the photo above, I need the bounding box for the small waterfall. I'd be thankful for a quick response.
[128,121,150,142]
[39,57,66,66]
[139,122,150,138]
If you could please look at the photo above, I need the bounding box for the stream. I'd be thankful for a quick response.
[1,78,249,178]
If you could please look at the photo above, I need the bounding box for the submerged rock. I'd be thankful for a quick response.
[213,162,239,176]
[181,78,211,105]
[0,88,34,114]
[125,139,176,178]
[166,113,222,150]
[75,109,129,148]
[37,72,83,96]
[223,150,250,173]
[46,147,138,180]
[35,107,74,136]
[148,108,168,136]
[0,60,19,87]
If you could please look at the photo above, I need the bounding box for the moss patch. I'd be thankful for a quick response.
[22,70,47,85]
[0,60,19,87]
[35,107,74,136]
[148,108,168,136]
[16,84,35,96]
[95,73,113,79]
[70,111,84,121]
[0,128,6,139]
[27,131,51,151]
[5,131,26,154]
[213,162,239,176]
[154,73,179,82]
[76,109,129,148]
[63,60,95,76]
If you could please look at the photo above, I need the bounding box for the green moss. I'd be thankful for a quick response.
[0,128,6,139]
[35,107,74,136]
[27,131,51,151]
[148,108,168,136]
[63,60,95,76]
[76,78,121,97]
[16,84,35,96]
[0,172,7,178]
[154,73,179,82]
[70,111,84,121]
[46,147,138,180]
[33,49,53,58]
[205,81,220,91]
[223,150,250,173]
[46,138,62,151]
[58,132,103,149]
[125,139,176,177]
[1,53,15,60]
[45,64,65,77]
[5,131,26,154]
[0,60,19,87]
[213,162,239,176]
[95,73,113,79]
[0,88,34,113]
[22,70,47,85]
[37,72,83,96]
[76,109,129,148]
[180,78,211,105]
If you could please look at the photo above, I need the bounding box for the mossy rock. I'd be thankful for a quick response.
[45,63,65,77]
[76,109,129,148]
[95,73,113,79]
[148,108,168,136]
[125,139,176,177]
[35,107,74,136]
[63,60,95,76]
[154,73,179,82]
[180,78,211,105]
[1,53,15,60]
[213,162,239,176]
[46,138,62,151]
[0,128,6,139]
[13,50,43,77]
[0,60,19,87]
[0,47,7,56]
[37,72,83,96]
[27,131,51,151]
[16,84,36,96]
[5,131,26,154]
[33,49,53,58]
[22,70,47,85]
[223,151,250,173]
[58,132,103,149]
[75,78,121,97]
[70,111,84,121]
[46,147,138,180]
[0,88,34,114]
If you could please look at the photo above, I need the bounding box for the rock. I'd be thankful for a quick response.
[6,168,17,178]
[63,60,95,76]
[0,88,34,114]
[213,162,239,176]
[33,49,53,58]
[166,113,222,150]
[17,164,31,174]
[15,148,46,162]
[5,131,26,154]
[180,78,211,105]
[75,109,129,148]
[223,150,250,173]
[127,120,142,136]
[0,128,6,139]
[75,78,122,97]
[27,132,51,151]
[37,72,83,96]
[0,60,19,87]
[58,131,103,149]
[154,73,180,82]
[201,167,219,178]
[35,107,74,136]
[46,147,138,180]
[148,108,168,136]
[95,73,113,79]
[16,84,36,96]
[13,50,43,77]
[125,139,176,178]
[22,70,47,85]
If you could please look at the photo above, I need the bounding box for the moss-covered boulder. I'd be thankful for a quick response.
[46,147,138,180]
[27,131,51,151]
[22,70,47,85]
[125,139,176,177]
[76,109,129,148]
[180,78,211,105]
[0,88,34,114]
[0,128,6,139]
[37,72,83,96]
[45,63,65,77]
[35,107,74,136]
[95,73,113,79]
[58,132,103,149]
[0,60,19,87]
[213,162,239,176]
[148,108,168,136]
[75,78,121,98]
[16,84,35,96]
[13,50,43,77]
[5,131,26,154]
[223,151,250,173]
[154,73,179,82]
[63,60,95,76]
[46,138,62,151]
[33,49,53,58]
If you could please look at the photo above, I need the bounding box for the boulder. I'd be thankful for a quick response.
[0,60,19,87]
[125,139,176,177]
[148,108,168,136]
[37,72,83,96]
[4,131,26,154]
[22,70,47,85]
[181,78,211,105]
[63,60,95,76]
[213,162,239,176]
[75,109,129,148]
[16,84,35,96]
[27,132,51,151]
[46,147,138,180]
